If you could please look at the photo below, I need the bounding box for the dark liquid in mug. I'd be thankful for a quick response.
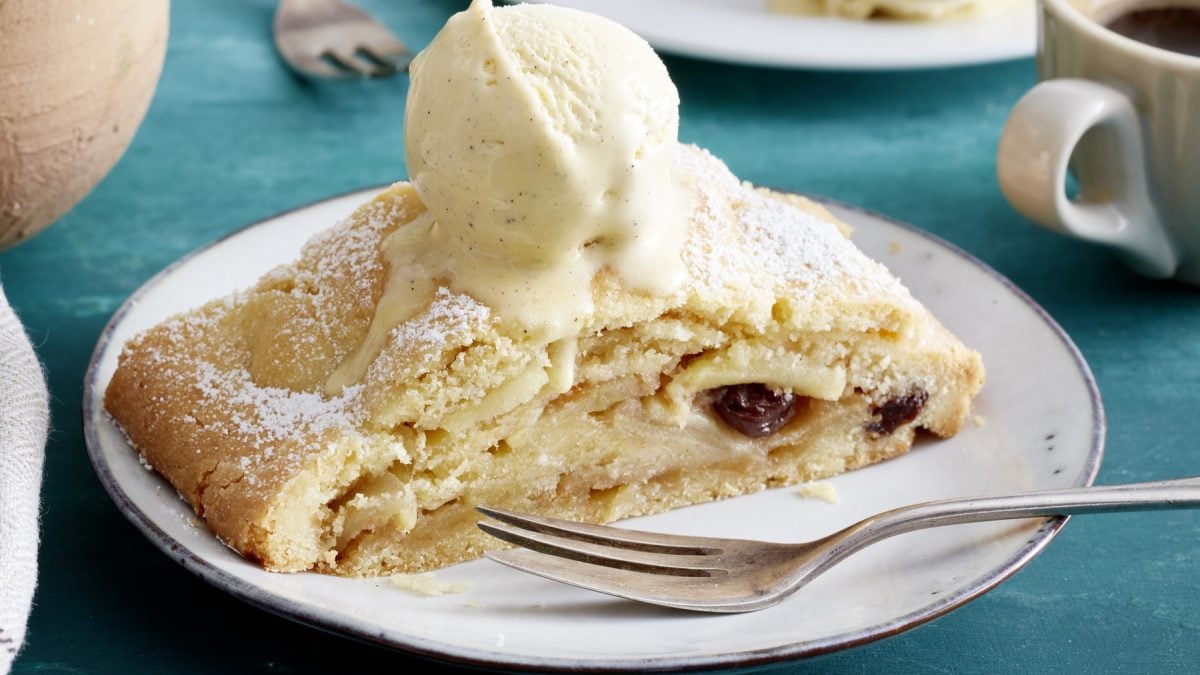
[1106,8,1200,57]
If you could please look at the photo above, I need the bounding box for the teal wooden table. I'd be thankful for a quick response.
[5,1,1199,671]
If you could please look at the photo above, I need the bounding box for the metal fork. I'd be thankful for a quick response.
[274,0,411,79]
[477,476,1200,613]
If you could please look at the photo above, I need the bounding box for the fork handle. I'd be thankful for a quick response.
[844,476,1200,549]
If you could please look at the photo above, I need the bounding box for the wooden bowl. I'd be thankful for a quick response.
[0,0,169,250]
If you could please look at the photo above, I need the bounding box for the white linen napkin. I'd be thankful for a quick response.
[0,281,48,674]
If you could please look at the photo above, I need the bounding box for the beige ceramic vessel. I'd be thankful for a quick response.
[0,0,169,250]
[997,0,1200,283]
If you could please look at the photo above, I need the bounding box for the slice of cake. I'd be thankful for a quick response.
[104,0,983,576]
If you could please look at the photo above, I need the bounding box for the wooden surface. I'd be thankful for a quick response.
[3,0,1199,671]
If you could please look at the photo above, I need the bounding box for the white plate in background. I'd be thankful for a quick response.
[518,0,1036,70]
[84,188,1102,671]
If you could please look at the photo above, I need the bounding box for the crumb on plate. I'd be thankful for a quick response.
[389,572,472,597]
[797,480,840,504]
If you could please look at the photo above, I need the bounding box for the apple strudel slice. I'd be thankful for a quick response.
[105,146,983,575]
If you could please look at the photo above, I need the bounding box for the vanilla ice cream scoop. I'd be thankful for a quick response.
[329,0,691,392]
[405,0,685,291]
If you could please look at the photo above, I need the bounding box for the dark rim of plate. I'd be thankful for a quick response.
[82,186,1106,673]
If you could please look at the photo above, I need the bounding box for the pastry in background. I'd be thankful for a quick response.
[767,0,1021,21]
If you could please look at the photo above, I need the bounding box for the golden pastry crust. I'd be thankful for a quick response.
[105,145,983,575]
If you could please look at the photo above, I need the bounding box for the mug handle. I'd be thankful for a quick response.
[996,78,1178,278]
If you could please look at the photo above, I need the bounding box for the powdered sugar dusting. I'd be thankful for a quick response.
[146,303,233,354]
[305,197,401,303]
[188,362,362,484]
[180,362,362,482]
[193,362,362,443]
[377,287,491,373]
[676,145,906,303]
[739,190,896,296]
[276,194,408,363]
[115,191,420,493]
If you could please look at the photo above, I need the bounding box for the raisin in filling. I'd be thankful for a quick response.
[712,384,802,438]
[865,391,928,436]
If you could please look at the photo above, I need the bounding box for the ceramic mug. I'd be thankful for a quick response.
[997,0,1200,282]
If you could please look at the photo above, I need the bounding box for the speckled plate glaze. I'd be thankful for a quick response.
[84,188,1103,672]
[516,0,1036,70]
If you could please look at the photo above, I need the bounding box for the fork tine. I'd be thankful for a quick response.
[281,51,357,79]
[477,521,725,576]
[486,549,770,613]
[359,36,411,69]
[325,50,394,77]
[476,506,731,553]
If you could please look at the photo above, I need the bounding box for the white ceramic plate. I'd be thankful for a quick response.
[84,188,1102,671]
[516,0,1036,70]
